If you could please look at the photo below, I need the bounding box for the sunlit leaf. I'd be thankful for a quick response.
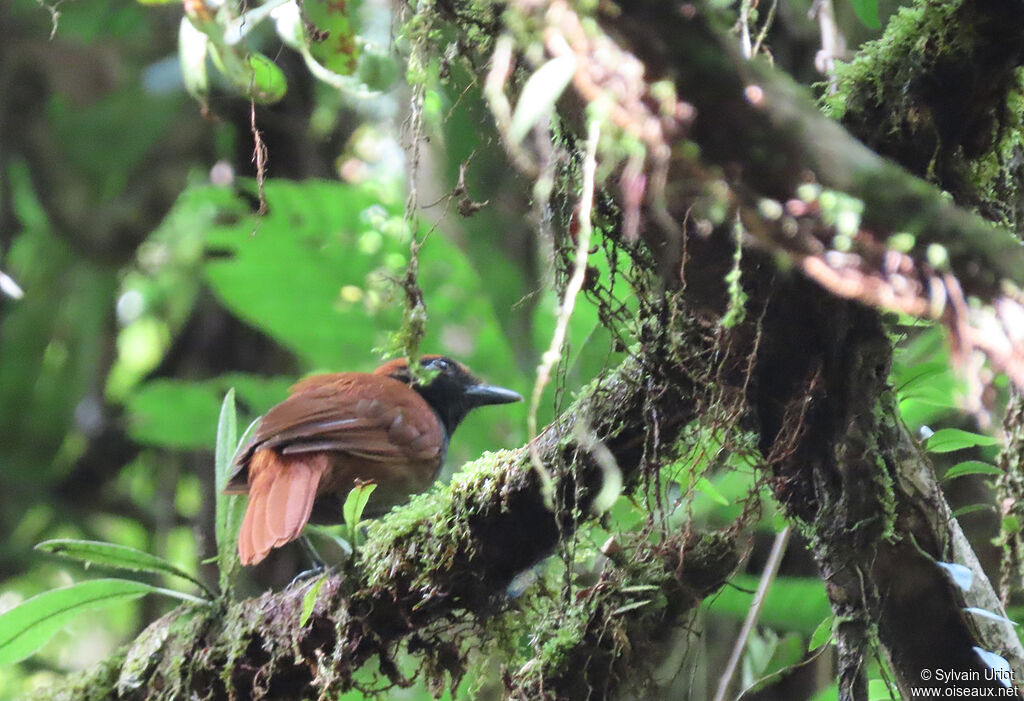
[0,580,153,666]
[707,575,830,634]
[808,615,834,651]
[953,503,993,518]
[696,476,730,507]
[35,540,211,596]
[743,631,804,692]
[868,679,896,701]
[215,389,244,594]
[128,380,220,449]
[343,482,377,546]
[300,576,328,627]
[210,46,288,104]
[944,460,1002,480]
[926,428,999,453]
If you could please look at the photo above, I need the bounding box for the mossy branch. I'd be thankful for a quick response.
[43,353,732,700]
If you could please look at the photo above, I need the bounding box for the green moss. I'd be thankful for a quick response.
[358,449,524,591]
[827,3,961,122]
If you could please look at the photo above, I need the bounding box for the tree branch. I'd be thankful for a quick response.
[49,351,739,700]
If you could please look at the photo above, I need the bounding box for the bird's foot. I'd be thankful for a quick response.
[289,565,328,588]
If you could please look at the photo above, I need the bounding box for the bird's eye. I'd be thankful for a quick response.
[433,358,451,371]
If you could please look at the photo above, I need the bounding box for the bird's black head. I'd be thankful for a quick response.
[376,354,522,435]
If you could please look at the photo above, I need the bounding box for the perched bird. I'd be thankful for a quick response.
[225,355,522,565]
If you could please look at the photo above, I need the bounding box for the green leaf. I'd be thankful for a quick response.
[508,55,577,145]
[850,0,881,30]
[127,375,288,450]
[610,599,652,616]
[343,482,377,546]
[944,460,1002,480]
[299,577,328,627]
[808,615,834,651]
[868,679,896,701]
[707,575,830,634]
[953,503,993,518]
[209,46,288,104]
[743,631,804,692]
[696,476,730,507]
[926,428,1000,453]
[128,380,221,449]
[35,540,211,596]
[215,389,244,594]
[0,579,154,666]
[303,0,362,76]
[305,524,353,558]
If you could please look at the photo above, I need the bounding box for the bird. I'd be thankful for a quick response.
[224,355,522,566]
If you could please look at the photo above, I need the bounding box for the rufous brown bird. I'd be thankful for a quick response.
[224,355,522,565]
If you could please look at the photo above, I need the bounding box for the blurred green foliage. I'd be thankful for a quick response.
[0,0,1005,698]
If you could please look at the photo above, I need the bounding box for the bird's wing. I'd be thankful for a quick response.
[224,373,442,492]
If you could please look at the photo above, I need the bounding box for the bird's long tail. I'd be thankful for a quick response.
[238,449,329,566]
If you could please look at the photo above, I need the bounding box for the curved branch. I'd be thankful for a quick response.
[47,353,733,700]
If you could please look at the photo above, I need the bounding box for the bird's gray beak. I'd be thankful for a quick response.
[464,384,523,407]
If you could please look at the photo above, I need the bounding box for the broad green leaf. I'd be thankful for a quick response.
[808,615,834,651]
[850,0,881,30]
[148,179,523,461]
[128,380,221,449]
[743,631,804,692]
[926,428,1000,453]
[35,540,211,596]
[0,579,153,666]
[303,0,362,76]
[706,575,830,634]
[944,460,1002,480]
[127,375,290,450]
[696,476,730,507]
[868,679,896,701]
[343,482,377,546]
[209,46,288,104]
[895,360,951,396]
[215,389,244,593]
[300,577,329,627]
[508,56,577,145]
[305,524,353,559]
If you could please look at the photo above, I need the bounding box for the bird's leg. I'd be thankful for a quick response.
[288,535,327,586]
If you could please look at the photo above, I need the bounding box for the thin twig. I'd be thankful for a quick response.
[713,525,792,701]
